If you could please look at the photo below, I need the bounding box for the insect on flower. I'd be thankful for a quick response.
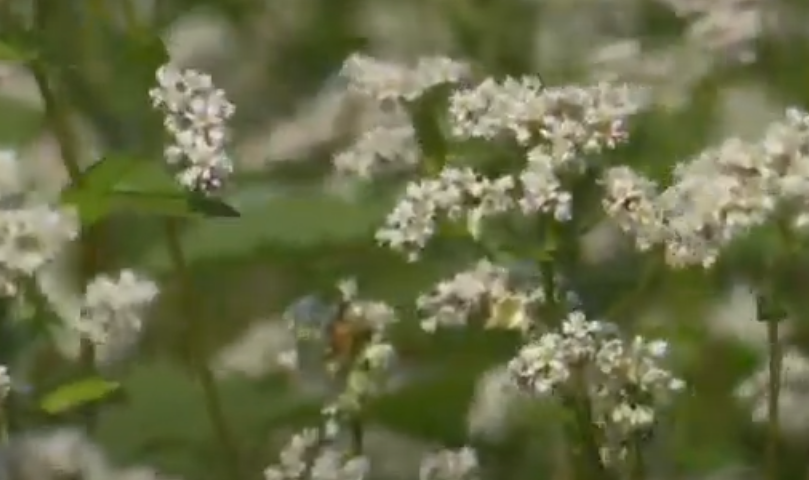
[485,293,530,332]
[326,299,374,367]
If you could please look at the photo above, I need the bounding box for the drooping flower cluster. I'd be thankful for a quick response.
[0,149,78,296]
[509,310,684,435]
[72,270,159,360]
[416,259,545,332]
[150,64,236,193]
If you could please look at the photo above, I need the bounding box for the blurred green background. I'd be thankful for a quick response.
[4,0,809,479]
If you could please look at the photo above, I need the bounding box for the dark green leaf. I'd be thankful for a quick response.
[188,195,241,218]
[40,377,122,414]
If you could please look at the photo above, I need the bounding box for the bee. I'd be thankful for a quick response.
[326,299,373,367]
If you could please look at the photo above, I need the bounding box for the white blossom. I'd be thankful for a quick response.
[150,64,235,193]
[419,447,479,480]
[72,270,159,359]
[340,54,469,103]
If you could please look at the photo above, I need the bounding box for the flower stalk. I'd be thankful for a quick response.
[28,0,104,429]
[164,218,242,480]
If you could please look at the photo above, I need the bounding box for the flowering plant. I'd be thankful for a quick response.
[0,1,807,480]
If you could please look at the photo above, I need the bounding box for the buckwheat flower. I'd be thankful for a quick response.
[0,148,23,197]
[340,54,469,103]
[0,365,9,402]
[8,428,111,480]
[72,270,159,358]
[417,260,544,332]
[0,205,79,296]
[518,153,572,220]
[376,168,515,259]
[309,449,370,480]
[735,349,809,440]
[592,336,684,433]
[264,428,321,480]
[333,124,420,178]
[656,136,777,268]
[448,76,641,153]
[419,447,479,480]
[150,64,235,193]
[601,166,663,251]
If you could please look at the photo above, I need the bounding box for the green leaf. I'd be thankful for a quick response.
[40,377,122,414]
[188,194,241,218]
[140,182,396,270]
[61,157,239,224]
[0,40,35,62]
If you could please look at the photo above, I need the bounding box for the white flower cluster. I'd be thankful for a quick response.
[419,447,479,480]
[333,122,419,179]
[333,55,468,179]
[375,167,515,259]
[0,149,78,296]
[656,0,764,63]
[509,311,684,434]
[150,64,235,194]
[340,54,470,103]
[416,259,544,332]
[264,428,370,480]
[72,270,159,359]
[735,349,809,440]
[0,365,10,402]
[4,428,183,480]
[602,108,809,268]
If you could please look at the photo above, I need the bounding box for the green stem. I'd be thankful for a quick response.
[164,218,242,480]
[766,316,781,480]
[29,0,103,429]
[628,433,646,480]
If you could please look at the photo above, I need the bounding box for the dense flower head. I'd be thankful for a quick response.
[150,64,235,194]
[509,310,684,434]
[416,259,545,332]
[72,270,159,359]
[601,108,809,268]
[375,168,515,259]
[0,149,78,296]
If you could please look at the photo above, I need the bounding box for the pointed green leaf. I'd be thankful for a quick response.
[188,195,241,218]
[40,377,122,414]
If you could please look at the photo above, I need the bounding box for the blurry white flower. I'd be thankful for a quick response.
[0,204,79,296]
[9,428,110,480]
[0,366,10,403]
[71,270,158,362]
[466,365,531,440]
[340,54,469,103]
[419,447,479,480]
[213,320,296,379]
[735,349,809,441]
